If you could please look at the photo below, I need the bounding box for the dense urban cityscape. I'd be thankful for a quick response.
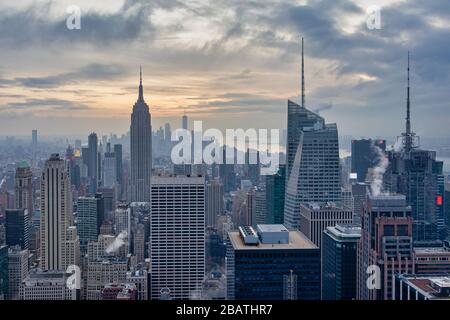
[1,0,450,308]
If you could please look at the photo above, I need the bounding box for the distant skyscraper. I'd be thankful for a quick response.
[130,67,152,202]
[14,161,33,215]
[102,150,116,188]
[182,114,188,130]
[31,129,37,148]
[150,176,205,300]
[357,194,413,300]
[284,39,341,229]
[351,139,386,183]
[246,188,266,227]
[226,225,320,300]
[40,154,72,271]
[265,165,286,224]
[322,224,360,300]
[206,180,224,228]
[5,209,29,249]
[114,144,123,197]
[87,133,98,194]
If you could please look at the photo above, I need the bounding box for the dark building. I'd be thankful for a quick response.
[351,139,386,183]
[87,133,98,194]
[265,165,285,224]
[226,225,320,300]
[0,245,7,299]
[5,209,29,249]
[114,144,123,198]
[322,224,360,300]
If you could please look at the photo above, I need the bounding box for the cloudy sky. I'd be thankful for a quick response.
[0,0,449,140]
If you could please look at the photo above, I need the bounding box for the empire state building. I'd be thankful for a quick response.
[130,67,152,202]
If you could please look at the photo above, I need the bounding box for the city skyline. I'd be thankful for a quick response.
[0,1,449,139]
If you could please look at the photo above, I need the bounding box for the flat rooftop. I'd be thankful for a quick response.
[257,224,289,233]
[228,230,317,250]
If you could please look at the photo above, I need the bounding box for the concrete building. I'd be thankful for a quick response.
[40,154,72,271]
[150,176,205,300]
[20,269,78,300]
[357,194,413,300]
[299,202,353,247]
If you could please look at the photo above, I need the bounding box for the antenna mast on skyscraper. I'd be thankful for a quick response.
[402,51,417,152]
[301,37,305,108]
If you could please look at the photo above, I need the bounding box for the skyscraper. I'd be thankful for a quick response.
[5,209,29,249]
[130,67,152,202]
[265,165,286,224]
[31,129,37,148]
[114,144,123,198]
[87,133,98,194]
[77,196,102,254]
[384,53,445,241]
[357,194,413,300]
[226,225,320,300]
[351,139,386,183]
[322,224,360,300]
[182,113,188,130]
[40,154,72,271]
[206,180,224,228]
[14,161,33,215]
[298,203,353,247]
[284,39,341,229]
[150,176,205,300]
[102,150,116,188]
[0,245,7,299]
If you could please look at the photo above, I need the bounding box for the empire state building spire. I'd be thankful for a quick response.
[130,66,152,202]
[138,65,144,101]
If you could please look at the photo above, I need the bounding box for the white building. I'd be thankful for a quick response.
[20,269,78,300]
[150,176,206,300]
[40,154,72,271]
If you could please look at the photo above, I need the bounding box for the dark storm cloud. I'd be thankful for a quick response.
[15,64,127,88]
[1,98,90,112]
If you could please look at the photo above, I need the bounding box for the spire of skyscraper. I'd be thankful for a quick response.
[138,65,144,101]
[301,37,305,108]
[403,51,415,152]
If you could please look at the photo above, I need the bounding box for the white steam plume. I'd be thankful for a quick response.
[370,145,389,196]
[105,230,128,254]
[392,138,403,152]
